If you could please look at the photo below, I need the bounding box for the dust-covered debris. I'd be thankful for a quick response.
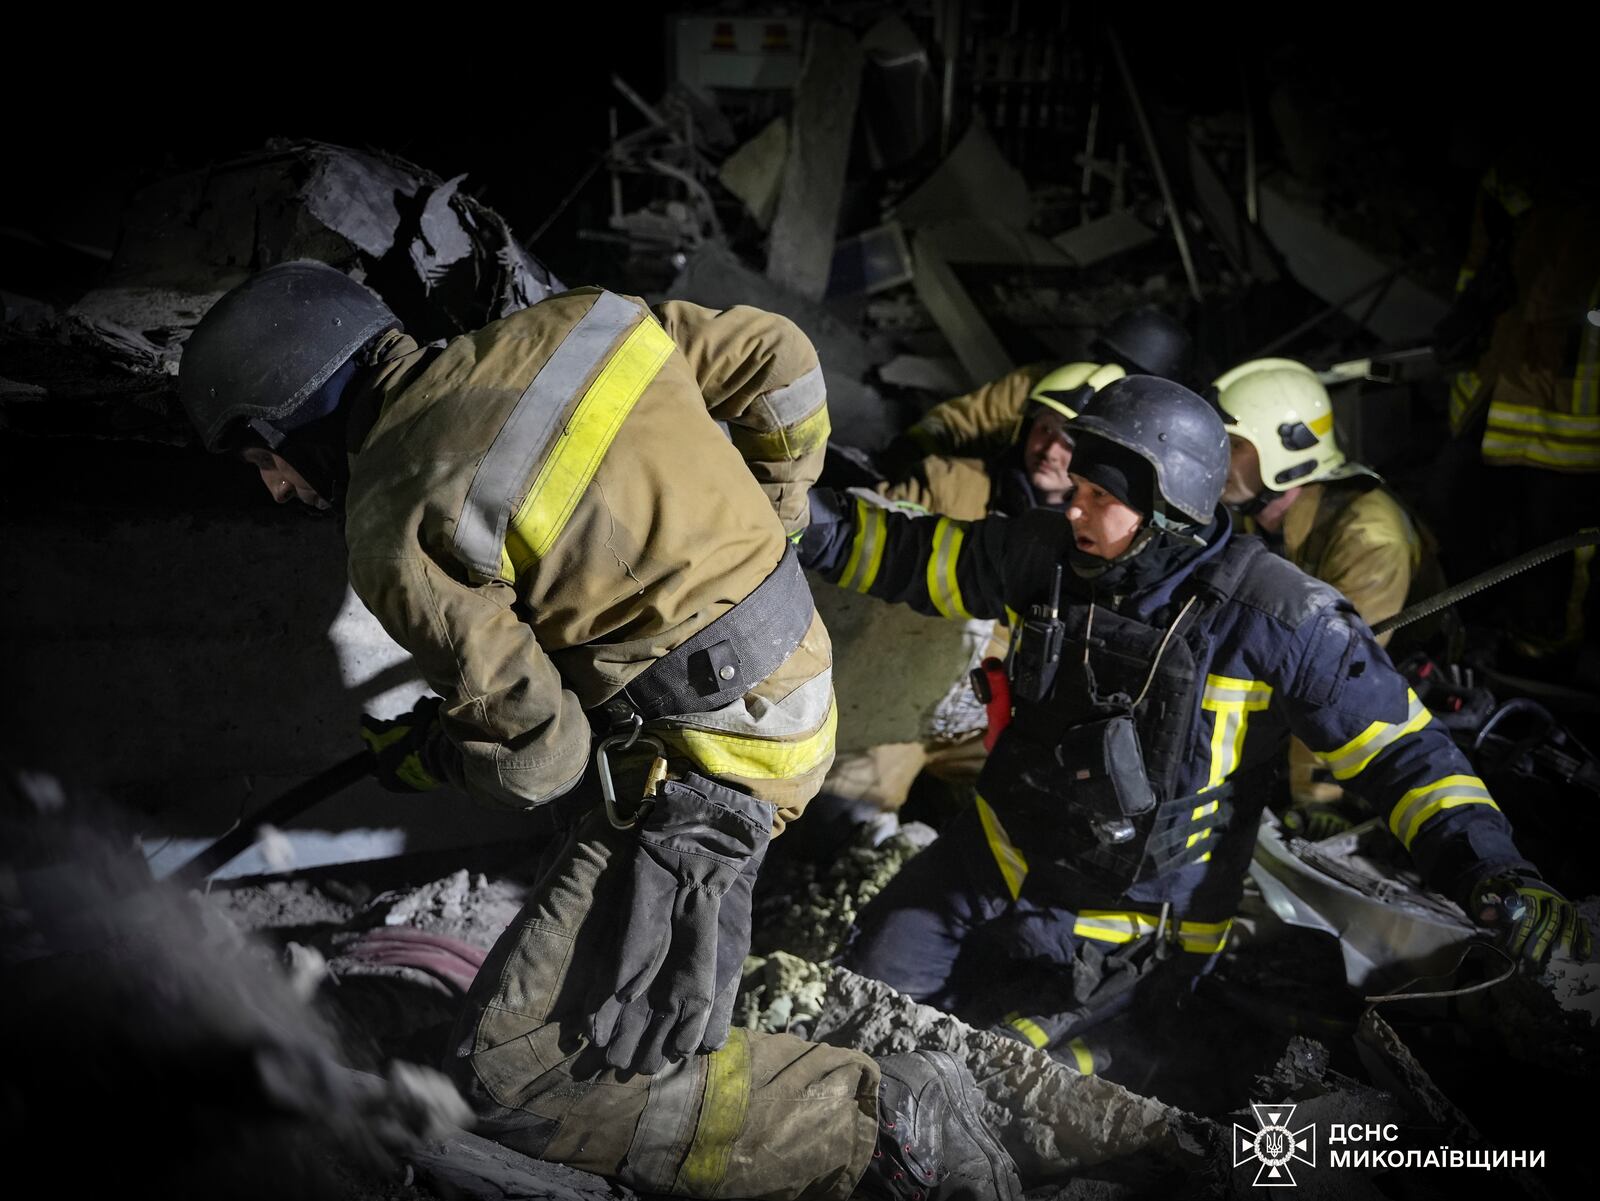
[366,869,525,948]
[736,951,832,1035]
[812,967,1223,1189]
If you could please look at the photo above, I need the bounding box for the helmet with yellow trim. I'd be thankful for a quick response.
[1027,361,1126,421]
[1213,357,1374,492]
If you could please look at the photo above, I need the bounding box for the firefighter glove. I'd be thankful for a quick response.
[360,695,449,793]
[1282,801,1354,841]
[1471,872,1592,968]
[587,773,772,1074]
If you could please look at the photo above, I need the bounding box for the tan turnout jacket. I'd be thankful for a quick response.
[343,288,836,820]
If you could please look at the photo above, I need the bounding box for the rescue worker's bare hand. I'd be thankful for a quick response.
[360,695,450,792]
[1470,872,1592,969]
[586,774,772,1075]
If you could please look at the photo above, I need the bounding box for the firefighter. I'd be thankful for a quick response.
[1435,169,1600,674]
[795,309,1193,852]
[800,375,1589,1087]
[178,260,1020,1201]
[873,306,1194,520]
[1215,357,1445,837]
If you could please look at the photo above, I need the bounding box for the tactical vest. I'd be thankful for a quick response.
[978,533,1310,895]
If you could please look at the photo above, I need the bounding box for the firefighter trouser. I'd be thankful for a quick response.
[447,802,879,1199]
[821,734,989,813]
[841,805,1224,1086]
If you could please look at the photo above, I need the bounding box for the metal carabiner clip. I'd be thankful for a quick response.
[595,713,664,830]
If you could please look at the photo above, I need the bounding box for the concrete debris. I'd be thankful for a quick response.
[0,140,562,438]
[718,116,789,228]
[876,352,971,395]
[766,22,864,300]
[735,950,832,1035]
[828,223,915,297]
[892,120,1030,230]
[811,967,1225,1188]
[1052,209,1159,268]
[371,868,525,946]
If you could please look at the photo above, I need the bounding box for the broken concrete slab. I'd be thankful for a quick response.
[718,116,789,228]
[1257,179,1449,346]
[1052,209,1160,269]
[877,352,971,395]
[766,22,864,300]
[893,120,1030,230]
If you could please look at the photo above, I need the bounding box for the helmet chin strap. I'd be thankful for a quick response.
[1233,489,1272,517]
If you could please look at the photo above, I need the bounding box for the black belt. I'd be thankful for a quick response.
[593,542,814,727]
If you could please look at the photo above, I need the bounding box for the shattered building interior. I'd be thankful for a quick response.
[3,5,1597,1199]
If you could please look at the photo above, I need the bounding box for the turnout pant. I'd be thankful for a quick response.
[448,803,880,1199]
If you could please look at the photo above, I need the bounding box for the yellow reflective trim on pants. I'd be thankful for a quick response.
[839,498,888,593]
[1005,1013,1049,1049]
[674,1027,751,1195]
[1191,799,1219,822]
[1186,828,1212,850]
[975,794,1028,901]
[1316,689,1433,781]
[1066,1038,1095,1075]
[1200,675,1272,789]
[506,317,674,567]
[663,701,837,781]
[1482,402,1600,469]
[927,517,975,620]
[729,403,832,461]
[1388,774,1498,850]
[1073,911,1233,954]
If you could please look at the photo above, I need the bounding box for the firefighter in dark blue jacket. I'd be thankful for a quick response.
[800,376,1589,1085]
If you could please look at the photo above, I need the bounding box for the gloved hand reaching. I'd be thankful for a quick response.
[587,772,773,1074]
[1282,801,1354,841]
[1470,871,1592,968]
[360,695,455,792]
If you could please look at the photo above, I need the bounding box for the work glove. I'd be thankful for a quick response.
[587,772,773,1074]
[1282,801,1355,841]
[1470,872,1592,968]
[360,695,450,793]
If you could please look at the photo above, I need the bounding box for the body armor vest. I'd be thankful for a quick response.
[978,535,1274,895]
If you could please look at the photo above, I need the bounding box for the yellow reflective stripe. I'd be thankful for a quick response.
[1316,689,1434,781]
[1005,1013,1049,1049]
[1485,402,1600,438]
[1309,412,1334,437]
[927,517,975,620]
[1186,828,1212,849]
[1455,266,1477,294]
[1198,851,1212,863]
[1576,280,1600,416]
[675,1028,751,1195]
[1388,774,1499,850]
[1191,800,1219,822]
[1200,675,1272,789]
[506,316,674,567]
[664,701,837,781]
[839,498,888,593]
[1073,911,1232,953]
[1481,434,1600,470]
[1066,1038,1095,1075]
[1004,605,1021,629]
[976,794,1028,901]
[1449,370,1482,433]
[729,402,832,461]
[498,545,516,584]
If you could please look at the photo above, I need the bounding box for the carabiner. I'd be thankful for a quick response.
[595,714,663,830]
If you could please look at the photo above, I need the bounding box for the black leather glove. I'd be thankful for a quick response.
[587,772,773,1074]
[1470,872,1592,968]
[360,695,451,793]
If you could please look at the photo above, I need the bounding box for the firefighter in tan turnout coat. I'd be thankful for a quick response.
[178,261,1022,1201]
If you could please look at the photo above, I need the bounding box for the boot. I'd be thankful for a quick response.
[857,1049,1022,1201]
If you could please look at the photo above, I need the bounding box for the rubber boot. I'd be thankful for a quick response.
[857,1049,1022,1201]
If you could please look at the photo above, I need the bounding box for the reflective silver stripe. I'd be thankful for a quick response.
[1388,774,1497,849]
[1317,689,1433,781]
[661,669,834,738]
[625,1052,705,1187]
[840,499,887,593]
[927,517,973,620]
[757,363,826,427]
[1201,677,1272,705]
[453,291,641,578]
[1485,404,1600,436]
